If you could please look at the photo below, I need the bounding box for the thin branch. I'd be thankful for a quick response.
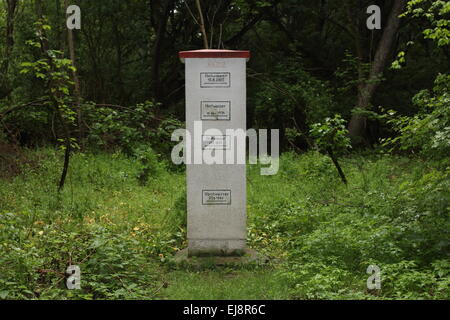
[184,0,199,25]
[195,0,209,49]
[0,98,49,119]
[322,13,356,39]
[224,13,263,46]
[218,23,223,49]
[209,0,221,48]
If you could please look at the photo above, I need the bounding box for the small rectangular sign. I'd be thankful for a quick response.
[202,135,231,150]
[201,101,231,120]
[202,190,231,205]
[200,72,231,88]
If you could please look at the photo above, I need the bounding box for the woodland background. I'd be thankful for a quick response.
[0,0,449,300]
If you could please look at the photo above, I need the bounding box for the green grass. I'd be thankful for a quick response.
[0,148,449,300]
[161,269,289,300]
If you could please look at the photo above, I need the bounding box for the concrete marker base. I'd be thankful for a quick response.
[172,248,268,267]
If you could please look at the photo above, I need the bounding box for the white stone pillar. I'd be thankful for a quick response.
[179,49,250,256]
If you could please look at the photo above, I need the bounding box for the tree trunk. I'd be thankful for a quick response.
[36,0,72,192]
[195,0,209,49]
[64,0,82,145]
[327,147,348,185]
[1,0,19,98]
[348,0,406,144]
[4,0,18,73]
[151,0,174,102]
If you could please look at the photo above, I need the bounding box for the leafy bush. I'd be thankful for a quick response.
[1,149,449,300]
[248,152,449,299]
[132,146,165,186]
[0,213,168,300]
[384,74,450,159]
[84,100,183,160]
[310,114,351,155]
[310,114,351,184]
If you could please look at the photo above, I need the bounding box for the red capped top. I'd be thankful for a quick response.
[179,49,250,59]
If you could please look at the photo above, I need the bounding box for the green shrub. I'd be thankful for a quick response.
[384,74,450,159]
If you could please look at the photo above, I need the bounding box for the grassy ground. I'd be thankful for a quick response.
[0,148,449,300]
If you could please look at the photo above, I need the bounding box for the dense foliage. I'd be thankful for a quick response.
[0,150,448,299]
[0,0,449,300]
[0,0,448,150]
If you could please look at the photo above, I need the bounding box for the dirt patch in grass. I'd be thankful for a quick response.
[0,142,39,179]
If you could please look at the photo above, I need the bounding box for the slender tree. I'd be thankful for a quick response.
[64,0,82,144]
[35,0,73,191]
[348,0,407,144]
[1,0,19,99]
[150,0,175,101]
[195,0,209,49]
